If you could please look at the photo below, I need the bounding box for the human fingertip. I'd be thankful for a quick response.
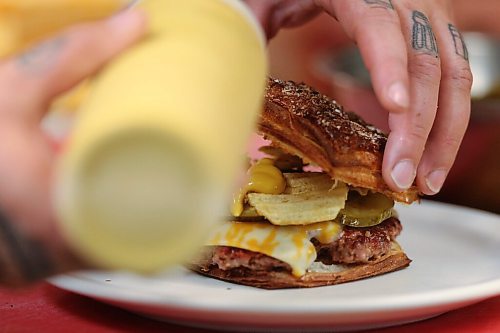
[387,81,410,110]
[390,159,416,191]
[424,169,447,195]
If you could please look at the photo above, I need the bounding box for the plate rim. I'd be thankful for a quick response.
[50,273,500,314]
[49,201,500,315]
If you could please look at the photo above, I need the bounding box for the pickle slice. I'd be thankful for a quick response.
[339,192,394,227]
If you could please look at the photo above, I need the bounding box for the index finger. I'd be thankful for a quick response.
[382,6,442,192]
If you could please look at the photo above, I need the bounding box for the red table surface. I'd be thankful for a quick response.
[1,282,499,333]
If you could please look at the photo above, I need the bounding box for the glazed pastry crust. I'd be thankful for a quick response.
[261,78,420,204]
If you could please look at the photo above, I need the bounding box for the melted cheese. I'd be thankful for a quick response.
[207,220,343,277]
[231,158,286,216]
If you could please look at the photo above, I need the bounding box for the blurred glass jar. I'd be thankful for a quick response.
[314,33,500,213]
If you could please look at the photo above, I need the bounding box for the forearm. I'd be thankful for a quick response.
[0,210,85,287]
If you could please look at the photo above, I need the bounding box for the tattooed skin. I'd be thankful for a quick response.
[363,0,393,9]
[411,11,438,55]
[448,24,469,61]
[0,211,55,285]
[16,37,66,74]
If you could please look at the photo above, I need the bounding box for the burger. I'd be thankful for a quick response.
[190,78,420,289]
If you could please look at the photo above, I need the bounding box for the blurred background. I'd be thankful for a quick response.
[266,0,500,214]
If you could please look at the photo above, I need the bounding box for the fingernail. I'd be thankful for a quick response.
[425,169,447,194]
[391,160,416,190]
[107,9,146,31]
[387,82,410,109]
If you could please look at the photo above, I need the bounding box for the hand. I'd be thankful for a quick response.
[246,0,473,195]
[0,10,146,286]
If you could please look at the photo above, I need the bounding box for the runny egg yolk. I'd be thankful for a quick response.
[231,158,286,216]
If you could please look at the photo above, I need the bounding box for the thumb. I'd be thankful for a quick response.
[0,9,147,121]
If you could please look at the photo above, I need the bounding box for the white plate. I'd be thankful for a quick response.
[50,201,500,332]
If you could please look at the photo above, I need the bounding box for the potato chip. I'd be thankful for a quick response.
[247,177,348,225]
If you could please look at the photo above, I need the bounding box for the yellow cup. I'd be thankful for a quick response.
[55,0,267,272]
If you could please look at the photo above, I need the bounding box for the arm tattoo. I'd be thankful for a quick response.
[0,210,55,285]
[448,24,469,61]
[363,0,393,9]
[411,11,438,56]
[16,37,66,74]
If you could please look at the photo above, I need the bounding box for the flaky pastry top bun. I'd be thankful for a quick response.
[260,78,420,204]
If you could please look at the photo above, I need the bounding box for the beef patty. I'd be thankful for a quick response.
[205,217,402,273]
